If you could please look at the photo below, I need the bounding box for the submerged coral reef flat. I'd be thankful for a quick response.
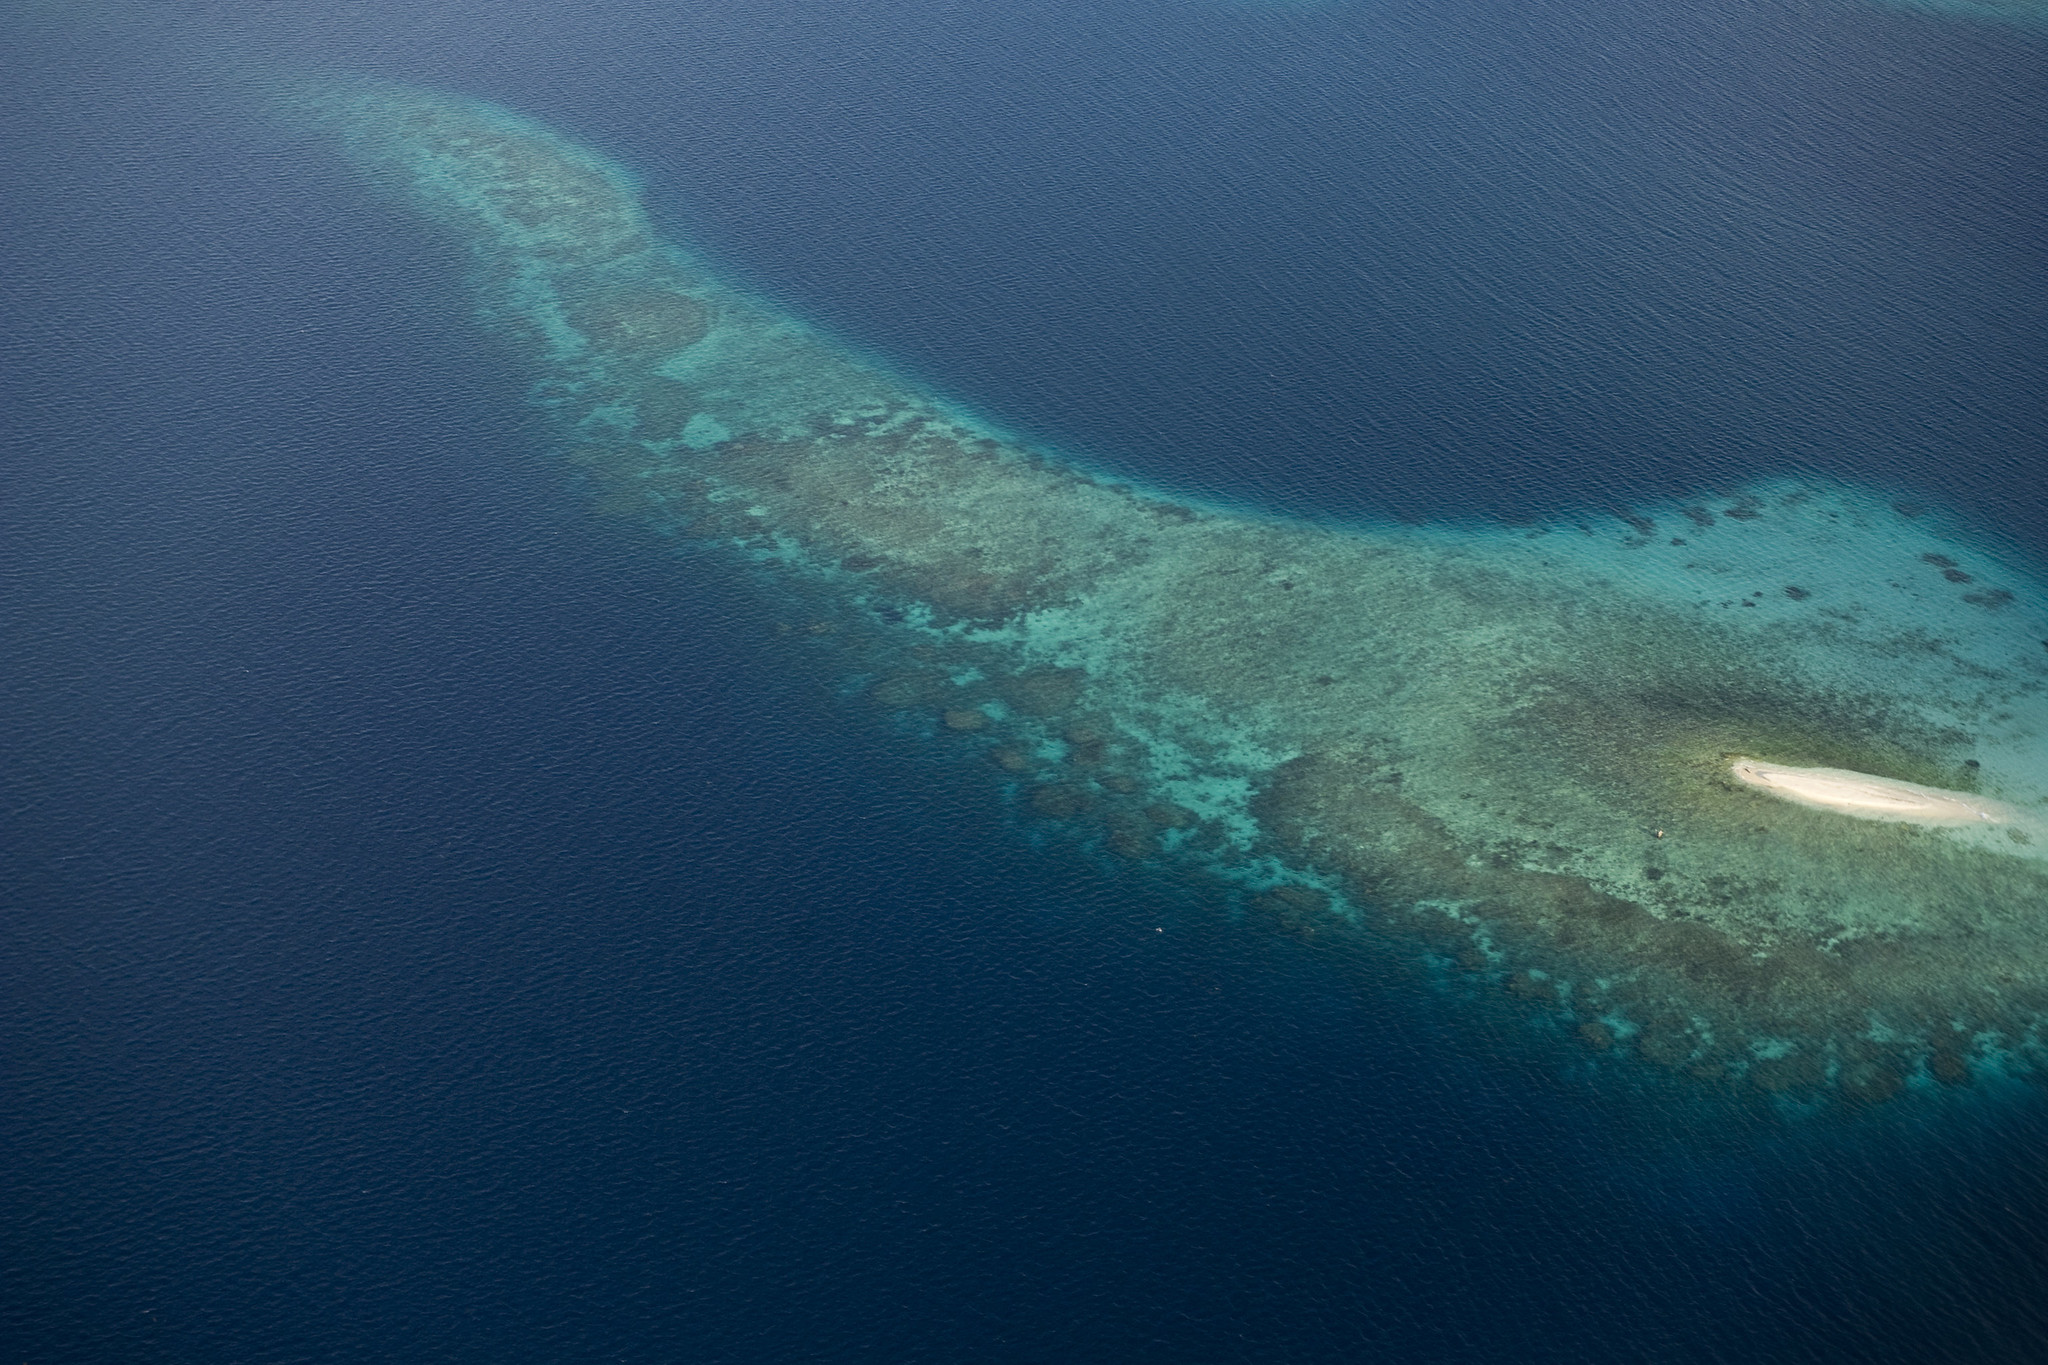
[302,82,2048,1105]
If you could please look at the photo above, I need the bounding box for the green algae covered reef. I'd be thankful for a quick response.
[306,82,2048,1105]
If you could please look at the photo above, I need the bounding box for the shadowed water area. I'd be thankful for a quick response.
[306,83,2048,1106]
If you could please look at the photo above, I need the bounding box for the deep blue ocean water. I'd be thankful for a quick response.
[5,1,2048,1360]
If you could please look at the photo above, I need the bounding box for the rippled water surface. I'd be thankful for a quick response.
[5,1,2047,1360]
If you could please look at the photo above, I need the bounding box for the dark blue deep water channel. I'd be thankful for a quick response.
[4,1,2047,1360]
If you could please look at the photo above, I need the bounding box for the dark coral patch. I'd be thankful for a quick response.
[568,288,709,361]
[1929,1042,1974,1086]
[1063,728,1107,765]
[629,379,704,440]
[1748,1049,1826,1094]
[1638,1017,1701,1068]
[1146,803,1197,829]
[1030,784,1092,819]
[1107,816,1157,860]
[1003,668,1084,717]
[871,673,943,708]
[1250,884,1336,936]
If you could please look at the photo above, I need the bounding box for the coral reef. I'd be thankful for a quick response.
[304,82,2048,1103]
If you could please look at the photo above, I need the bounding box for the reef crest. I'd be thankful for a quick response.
[303,82,2048,1103]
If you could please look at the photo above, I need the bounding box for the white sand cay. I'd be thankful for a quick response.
[1731,759,2012,826]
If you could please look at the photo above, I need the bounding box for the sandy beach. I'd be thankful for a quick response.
[1731,759,2010,826]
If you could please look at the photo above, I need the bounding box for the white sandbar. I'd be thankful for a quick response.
[1731,759,2009,826]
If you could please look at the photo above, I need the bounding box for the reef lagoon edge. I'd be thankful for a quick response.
[293,78,2048,1108]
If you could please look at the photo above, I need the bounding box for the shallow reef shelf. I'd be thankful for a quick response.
[300,80,2048,1106]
